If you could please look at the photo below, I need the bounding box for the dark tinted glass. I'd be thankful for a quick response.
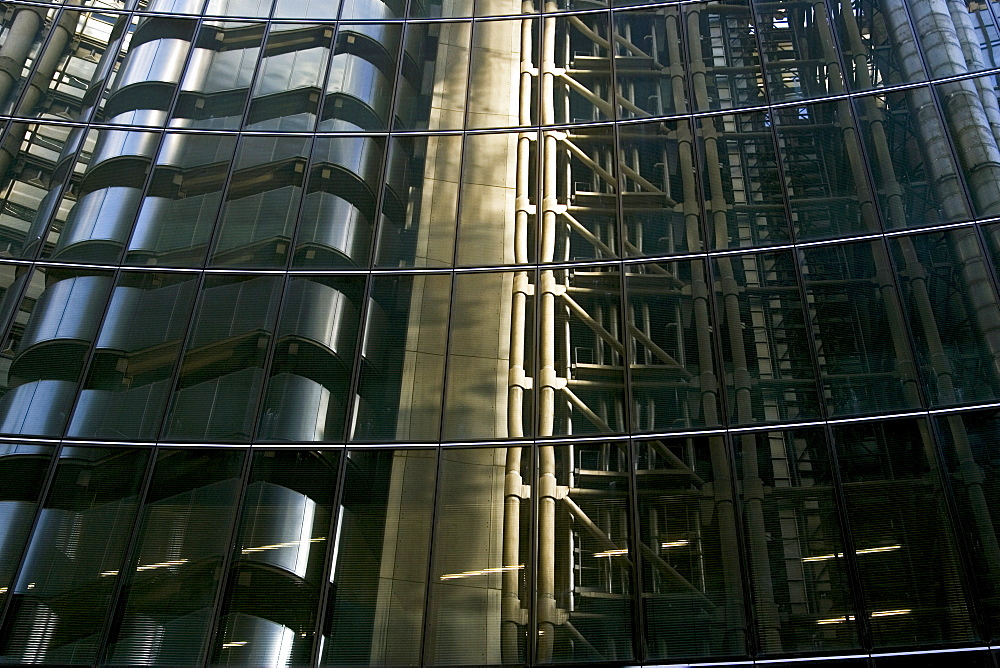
[714,250,820,425]
[734,428,861,654]
[212,450,339,666]
[832,419,975,649]
[321,448,436,666]
[0,443,56,607]
[106,448,246,666]
[684,0,764,111]
[799,241,922,417]
[0,446,149,664]
[636,436,746,659]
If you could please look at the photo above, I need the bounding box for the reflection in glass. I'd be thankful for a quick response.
[684,1,764,111]
[636,436,745,659]
[466,17,534,128]
[456,132,522,266]
[211,135,311,269]
[443,271,534,440]
[321,448,436,666]
[773,100,878,241]
[552,13,612,124]
[854,88,971,229]
[613,7,686,118]
[164,275,282,442]
[555,126,616,262]
[889,230,1000,407]
[393,21,470,131]
[106,448,245,666]
[734,429,860,654]
[628,259,717,432]
[536,443,633,663]
[246,24,331,132]
[547,265,623,436]
[621,120,697,257]
[0,266,115,438]
[425,446,530,665]
[754,0,845,103]
[699,111,788,249]
[171,21,265,130]
[126,133,238,267]
[829,0,927,90]
[936,409,1000,640]
[67,272,200,441]
[353,274,451,442]
[322,23,402,132]
[293,134,385,269]
[212,450,338,666]
[375,134,460,268]
[0,446,149,664]
[0,443,54,607]
[258,275,364,443]
[713,250,820,424]
[832,419,975,649]
[799,241,921,417]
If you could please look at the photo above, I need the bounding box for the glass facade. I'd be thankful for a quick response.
[2,0,1000,665]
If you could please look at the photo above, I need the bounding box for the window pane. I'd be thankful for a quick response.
[0,266,116,438]
[734,428,861,654]
[126,133,238,268]
[713,250,820,425]
[164,275,282,442]
[212,450,339,666]
[210,136,311,269]
[622,119,698,257]
[935,409,1000,641]
[375,135,460,268]
[245,24,331,132]
[853,88,971,229]
[67,272,199,441]
[171,21,265,130]
[684,0,764,112]
[636,436,746,659]
[799,240,922,417]
[628,259,718,432]
[443,271,534,440]
[613,7,687,118]
[773,100,878,242]
[321,448,436,666]
[257,276,364,443]
[353,274,451,442]
[832,419,976,649]
[106,448,246,666]
[294,135,385,269]
[0,446,150,664]
[535,443,634,664]
[699,111,788,250]
[0,443,56,608]
[424,446,530,665]
[890,229,1000,407]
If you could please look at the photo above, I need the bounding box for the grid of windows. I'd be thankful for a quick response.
[1,0,1000,665]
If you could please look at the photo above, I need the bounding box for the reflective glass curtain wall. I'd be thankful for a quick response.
[2,0,1000,666]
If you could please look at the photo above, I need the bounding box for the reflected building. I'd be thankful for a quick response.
[2,0,1000,666]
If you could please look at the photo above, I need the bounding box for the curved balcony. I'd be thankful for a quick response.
[51,187,142,262]
[0,379,77,437]
[324,52,393,130]
[238,481,320,578]
[67,378,173,441]
[296,191,372,267]
[95,281,195,353]
[213,614,298,666]
[11,275,113,384]
[257,372,343,442]
[279,279,359,361]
